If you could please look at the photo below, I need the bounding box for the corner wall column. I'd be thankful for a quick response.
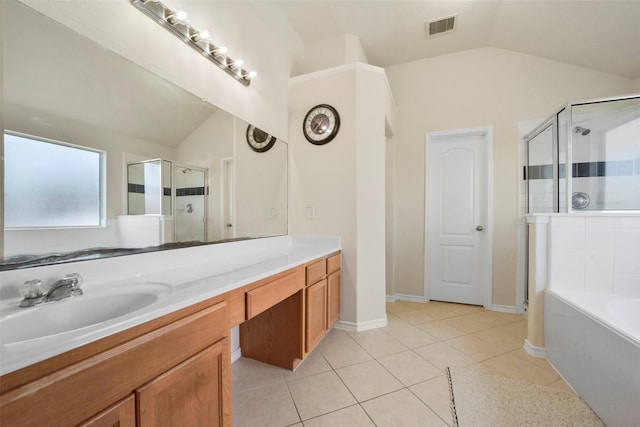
[524,214,550,357]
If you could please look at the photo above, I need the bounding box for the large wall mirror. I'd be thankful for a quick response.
[2,0,288,269]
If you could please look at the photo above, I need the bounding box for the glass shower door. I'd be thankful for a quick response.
[526,122,556,213]
[175,166,207,242]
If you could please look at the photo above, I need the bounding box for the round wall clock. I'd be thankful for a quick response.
[246,124,277,153]
[303,104,340,145]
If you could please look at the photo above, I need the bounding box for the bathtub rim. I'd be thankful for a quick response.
[545,288,639,348]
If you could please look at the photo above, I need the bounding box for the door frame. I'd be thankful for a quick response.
[424,126,494,308]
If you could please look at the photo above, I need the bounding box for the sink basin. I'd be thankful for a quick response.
[0,282,174,345]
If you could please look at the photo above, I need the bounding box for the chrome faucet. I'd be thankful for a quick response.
[19,273,84,307]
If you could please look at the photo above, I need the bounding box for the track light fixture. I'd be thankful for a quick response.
[130,0,256,86]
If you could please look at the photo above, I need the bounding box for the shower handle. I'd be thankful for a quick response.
[475,225,484,231]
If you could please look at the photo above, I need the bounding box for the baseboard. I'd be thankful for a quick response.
[391,293,429,303]
[231,347,242,363]
[523,339,546,358]
[386,295,396,302]
[334,315,388,332]
[488,304,525,314]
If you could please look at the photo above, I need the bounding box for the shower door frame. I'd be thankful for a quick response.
[173,163,208,242]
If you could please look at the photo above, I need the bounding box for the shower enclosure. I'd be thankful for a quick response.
[525,94,640,213]
[126,160,208,242]
[522,94,640,306]
[175,165,207,242]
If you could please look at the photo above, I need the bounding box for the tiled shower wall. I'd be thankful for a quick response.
[549,215,640,297]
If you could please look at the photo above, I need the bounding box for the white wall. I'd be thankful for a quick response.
[234,121,288,239]
[289,63,391,328]
[293,34,368,76]
[385,47,635,306]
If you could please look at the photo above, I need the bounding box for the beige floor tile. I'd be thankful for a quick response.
[508,347,556,369]
[232,357,285,394]
[547,378,575,393]
[361,389,448,427]
[232,382,300,427]
[417,320,467,340]
[287,371,357,420]
[409,375,454,426]
[483,319,528,340]
[318,329,372,369]
[441,311,509,334]
[471,326,525,351]
[347,329,408,358]
[383,321,440,348]
[415,305,459,320]
[386,301,415,314]
[438,303,484,315]
[394,309,437,325]
[283,348,333,381]
[446,334,511,361]
[456,362,497,376]
[336,360,404,402]
[413,342,476,371]
[231,302,571,426]
[377,350,442,386]
[302,405,375,427]
[481,352,560,385]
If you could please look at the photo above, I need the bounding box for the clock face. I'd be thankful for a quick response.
[246,125,277,153]
[303,104,340,145]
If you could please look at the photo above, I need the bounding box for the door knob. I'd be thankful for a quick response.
[476,225,484,231]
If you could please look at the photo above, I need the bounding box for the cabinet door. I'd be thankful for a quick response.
[137,340,225,427]
[78,395,136,427]
[305,279,328,352]
[327,271,341,328]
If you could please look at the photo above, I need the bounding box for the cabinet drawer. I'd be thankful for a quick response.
[246,271,303,319]
[305,259,326,285]
[327,253,341,274]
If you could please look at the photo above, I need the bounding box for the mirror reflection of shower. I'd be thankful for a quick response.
[175,165,207,242]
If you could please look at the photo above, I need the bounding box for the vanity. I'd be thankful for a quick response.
[0,236,341,426]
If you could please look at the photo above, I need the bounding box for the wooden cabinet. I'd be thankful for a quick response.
[239,267,305,370]
[304,252,341,353]
[78,395,136,427]
[327,270,341,328]
[0,300,230,427]
[137,342,224,427]
[305,278,328,351]
[0,250,341,427]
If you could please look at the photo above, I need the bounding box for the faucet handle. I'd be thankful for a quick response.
[64,273,83,288]
[21,279,47,299]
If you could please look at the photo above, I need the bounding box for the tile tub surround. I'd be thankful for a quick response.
[232,301,568,427]
[548,214,640,297]
[0,235,340,375]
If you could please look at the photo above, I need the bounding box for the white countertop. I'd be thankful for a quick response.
[0,235,340,376]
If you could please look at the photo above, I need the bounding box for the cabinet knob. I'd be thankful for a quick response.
[476,225,484,231]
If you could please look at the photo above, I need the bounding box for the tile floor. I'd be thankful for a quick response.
[232,300,571,426]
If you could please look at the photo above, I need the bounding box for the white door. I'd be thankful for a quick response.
[426,128,492,306]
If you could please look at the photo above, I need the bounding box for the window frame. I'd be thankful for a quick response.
[4,130,107,229]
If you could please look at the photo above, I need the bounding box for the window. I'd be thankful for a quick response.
[4,132,105,228]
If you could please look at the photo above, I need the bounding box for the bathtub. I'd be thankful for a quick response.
[545,289,640,427]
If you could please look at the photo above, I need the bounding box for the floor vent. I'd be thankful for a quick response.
[426,15,456,37]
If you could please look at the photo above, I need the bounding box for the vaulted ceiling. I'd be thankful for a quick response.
[273,0,640,79]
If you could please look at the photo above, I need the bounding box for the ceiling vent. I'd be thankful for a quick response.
[426,15,456,37]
